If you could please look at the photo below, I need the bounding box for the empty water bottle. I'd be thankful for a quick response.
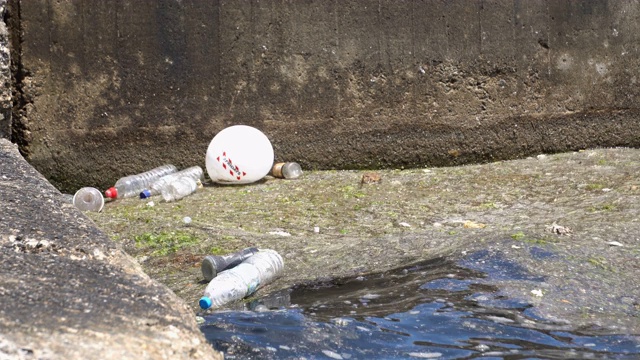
[271,162,303,179]
[105,164,177,199]
[140,166,204,199]
[73,187,104,212]
[199,249,284,310]
[161,176,200,202]
[201,247,260,281]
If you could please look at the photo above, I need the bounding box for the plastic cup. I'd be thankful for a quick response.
[205,125,274,184]
[73,187,105,212]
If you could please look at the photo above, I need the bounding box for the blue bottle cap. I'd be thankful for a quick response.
[139,189,151,199]
[199,296,212,309]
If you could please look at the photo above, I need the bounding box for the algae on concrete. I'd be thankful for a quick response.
[87,148,640,333]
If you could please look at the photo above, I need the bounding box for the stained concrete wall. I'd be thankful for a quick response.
[7,0,640,192]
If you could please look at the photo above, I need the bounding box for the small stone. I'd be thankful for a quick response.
[183,216,192,224]
[360,172,382,185]
[531,289,544,297]
[549,223,572,235]
[607,241,623,247]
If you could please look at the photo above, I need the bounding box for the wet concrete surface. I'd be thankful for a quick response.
[87,147,640,334]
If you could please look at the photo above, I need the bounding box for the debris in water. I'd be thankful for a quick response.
[322,349,343,359]
[531,289,544,297]
[407,352,442,358]
[607,241,623,247]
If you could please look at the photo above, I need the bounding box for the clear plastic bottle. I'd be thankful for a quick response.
[105,164,177,199]
[201,247,260,281]
[161,176,199,202]
[72,187,104,212]
[140,166,204,199]
[199,249,284,310]
[271,162,303,179]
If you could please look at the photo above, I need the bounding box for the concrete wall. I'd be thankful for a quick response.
[8,0,640,192]
[0,0,11,140]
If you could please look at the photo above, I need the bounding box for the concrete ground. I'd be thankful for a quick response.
[87,146,640,334]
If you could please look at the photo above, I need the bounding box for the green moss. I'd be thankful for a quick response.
[585,183,604,191]
[511,231,525,240]
[134,231,200,256]
[590,203,617,212]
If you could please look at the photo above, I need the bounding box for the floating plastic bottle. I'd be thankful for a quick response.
[270,162,303,179]
[199,249,284,310]
[201,247,260,281]
[72,187,104,212]
[161,176,200,202]
[105,164,177,199]
[140,166,204,199]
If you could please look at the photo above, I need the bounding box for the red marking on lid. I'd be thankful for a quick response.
[229,170,234,176]
[242,172,246,176]
[223,151,226,156]
[222,163,227,170]
[236,176,241,180]
[216,156,220,162]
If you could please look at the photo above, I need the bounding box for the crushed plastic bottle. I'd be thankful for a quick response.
[140,166,204,199]
[105,164,177,199]
[199,249,284,310]
[271,162,303,179]
[201,247,260,281]
[161,176,200,202]
[72,187,104,212]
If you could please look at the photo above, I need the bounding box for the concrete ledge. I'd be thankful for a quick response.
[0,138,221,359]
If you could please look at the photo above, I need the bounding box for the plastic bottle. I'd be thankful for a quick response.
[140,166,204,199]
[105,164,177,199]
[201,247,260,281]
[72,187,104,212]
[161,176,199,202]
[199,249,284,310]
[271,162,303,179]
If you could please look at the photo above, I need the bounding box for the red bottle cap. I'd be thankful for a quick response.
[105,187,118,199]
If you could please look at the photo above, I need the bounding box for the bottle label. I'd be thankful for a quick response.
[271,163,285,178]
[247,279,260,295]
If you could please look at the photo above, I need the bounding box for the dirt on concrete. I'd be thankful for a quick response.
[87,147,640,333]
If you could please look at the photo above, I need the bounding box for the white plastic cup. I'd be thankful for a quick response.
[205,125,274,184]
[73,187,105,212]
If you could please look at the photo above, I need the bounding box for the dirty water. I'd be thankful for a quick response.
[200,255,640,359]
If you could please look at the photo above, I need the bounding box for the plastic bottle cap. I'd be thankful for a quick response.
[105,187,118,199]
[139,189,151,199]
[199,296,212,310]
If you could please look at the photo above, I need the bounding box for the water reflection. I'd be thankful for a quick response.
[200,256,640,359]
